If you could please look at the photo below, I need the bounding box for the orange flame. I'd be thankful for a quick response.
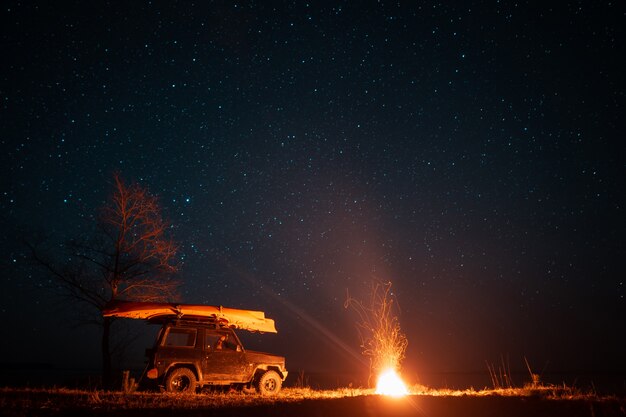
[375,368,409,397]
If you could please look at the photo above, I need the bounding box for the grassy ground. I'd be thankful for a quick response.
[1,386,624,417]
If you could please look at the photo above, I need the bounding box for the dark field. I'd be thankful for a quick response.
[1,387,624,417]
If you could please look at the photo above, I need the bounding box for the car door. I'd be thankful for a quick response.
[202,329,248,383]
[156,325,201,372]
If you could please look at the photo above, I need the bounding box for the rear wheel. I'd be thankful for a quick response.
[165,368,197,393]
[256,370,282,395]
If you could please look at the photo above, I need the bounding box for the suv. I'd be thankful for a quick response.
[143,319,288,395]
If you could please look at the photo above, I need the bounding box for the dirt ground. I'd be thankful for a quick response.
[1,389,625,417]
[268,395,626,417]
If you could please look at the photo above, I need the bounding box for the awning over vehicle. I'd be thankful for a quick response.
[102,300,277,333]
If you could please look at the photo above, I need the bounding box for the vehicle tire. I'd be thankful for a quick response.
[256,370,282,395]
[165,368,197,393]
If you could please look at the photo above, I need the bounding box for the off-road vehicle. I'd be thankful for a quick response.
[144,319,287,394]
[103,301,288,395]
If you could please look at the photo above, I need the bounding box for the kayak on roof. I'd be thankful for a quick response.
[102,300,277,333]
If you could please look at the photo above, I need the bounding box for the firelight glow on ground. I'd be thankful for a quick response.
[375,368,409,397]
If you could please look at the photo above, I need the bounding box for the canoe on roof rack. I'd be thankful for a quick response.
[102,300,277,333]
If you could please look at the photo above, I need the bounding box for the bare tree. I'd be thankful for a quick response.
[29,173,180,388]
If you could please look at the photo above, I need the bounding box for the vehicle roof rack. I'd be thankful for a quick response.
[147,315,230,328]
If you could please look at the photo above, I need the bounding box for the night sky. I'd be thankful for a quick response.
[1,1,625,387]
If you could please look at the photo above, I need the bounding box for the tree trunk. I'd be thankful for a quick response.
[102,316,113,389]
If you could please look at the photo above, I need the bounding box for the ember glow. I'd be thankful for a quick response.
[375,368,409,397]
[345,282,410,396]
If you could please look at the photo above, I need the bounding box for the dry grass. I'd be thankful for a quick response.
[0,383,616,414]
[3,386,624,417]
[407,383,619,401]
[0,386,378,413]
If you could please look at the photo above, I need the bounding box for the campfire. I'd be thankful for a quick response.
[376,367,409,397]
[345,281,410,397]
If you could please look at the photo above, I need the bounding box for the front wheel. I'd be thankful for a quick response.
[256,370,282,395]
[165,368,197,393]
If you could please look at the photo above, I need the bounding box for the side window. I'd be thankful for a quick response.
[206,331,239,351]
[205,333,222,351]
[163,328,197,347]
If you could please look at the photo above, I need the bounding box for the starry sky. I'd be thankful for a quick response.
[1,1,625,387]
